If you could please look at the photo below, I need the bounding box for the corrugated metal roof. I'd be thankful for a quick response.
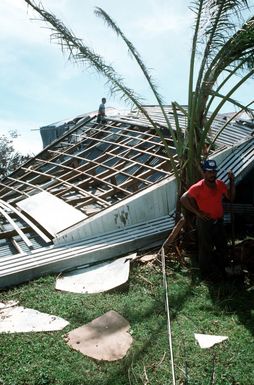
[0,214,175,288]
[123,105,253,147]
[0,105,253,259]
[217,138,254,182]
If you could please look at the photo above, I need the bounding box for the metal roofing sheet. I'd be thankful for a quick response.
[0,105,253,260]
[217,138,254,183]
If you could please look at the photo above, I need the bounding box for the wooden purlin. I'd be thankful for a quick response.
[42,159,168,204]
[0,227,28,239]
[20,166,110,208]
[48,146,170,178]
[0,181,30,201]
[7,177,46,198]
[0,161,51,201]
[70,135,174,162]
[21,122,171,206]
[72,121,176,148]
[41,153,153,187]
[0,176,46,204]
[32,161,134,208]
[0,200,52,244]
[10,238,24,254]
[37,158,135,192]
[57,157,150,188]
[50,120,170,168]
[50,120,173,164]
[0,206,33,249]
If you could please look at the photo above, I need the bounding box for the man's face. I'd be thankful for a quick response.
[204,170,217,183]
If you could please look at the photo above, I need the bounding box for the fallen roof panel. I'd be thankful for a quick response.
[0,215,174,288]
[0,105,253,285]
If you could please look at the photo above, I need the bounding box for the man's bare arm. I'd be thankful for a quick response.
[226,170,235,202]
[180,192,211,220]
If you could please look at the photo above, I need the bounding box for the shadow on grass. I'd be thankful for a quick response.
[206,278,254,336]
[188,257,254,337]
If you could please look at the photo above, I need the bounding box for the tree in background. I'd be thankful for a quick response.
[23,0,254,202]
[0,131,31,177]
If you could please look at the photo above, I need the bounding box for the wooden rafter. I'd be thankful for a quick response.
[0,206,33,249]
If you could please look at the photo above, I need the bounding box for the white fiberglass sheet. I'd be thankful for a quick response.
[194,333,228,349]
[17,191,86,236]
[0,303,69,333]
[55,255,135,293]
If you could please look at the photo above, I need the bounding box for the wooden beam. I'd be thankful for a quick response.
[0,200,52,244]
[0,206,33,249]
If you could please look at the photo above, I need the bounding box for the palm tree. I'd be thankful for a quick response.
[184,0,254,187]
[23,0,254,206]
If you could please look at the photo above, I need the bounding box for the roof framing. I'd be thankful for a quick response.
[0,104,253,263]
[0,117,175,214]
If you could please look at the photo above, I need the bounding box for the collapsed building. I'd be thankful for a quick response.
[0,106,253,288]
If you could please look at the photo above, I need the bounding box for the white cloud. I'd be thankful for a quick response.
[0,1,46,45]
[134,13,192,35]
[132,1,193,35]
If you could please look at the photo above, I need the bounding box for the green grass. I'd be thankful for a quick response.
[1,261,254,385]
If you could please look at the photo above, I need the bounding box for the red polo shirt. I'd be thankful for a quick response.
[188,179,227,220]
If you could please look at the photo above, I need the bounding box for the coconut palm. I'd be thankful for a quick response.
[184,0,254,187]
[23,0,254,204]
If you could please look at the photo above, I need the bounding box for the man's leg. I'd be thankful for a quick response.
[196,218,214,278]
[213,220,227,273]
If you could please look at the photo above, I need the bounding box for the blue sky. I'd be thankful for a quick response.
[1,0,253,154]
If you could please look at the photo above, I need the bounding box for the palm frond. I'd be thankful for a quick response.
[193,0,251,102]
[188,0,204,122]
[24,0,180,179]
[204,15,254,83]
[209,89,254,112]
[94,7,179,149]
[207,99,254,152]
[194,15,254,134]
[197,0,249,53]
[204,54,253,115]
[198,67,254,151]
[23,0,254,189]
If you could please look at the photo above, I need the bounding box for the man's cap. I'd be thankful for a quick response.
[202,159,218,171]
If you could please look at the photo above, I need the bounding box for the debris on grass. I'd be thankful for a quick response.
[55,254,135,294]
[139,254,157,263]
[65,310,133,361]
[194,333,228,349]
[0,304,69,333]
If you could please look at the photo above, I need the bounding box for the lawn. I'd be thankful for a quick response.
[1,256,254,385]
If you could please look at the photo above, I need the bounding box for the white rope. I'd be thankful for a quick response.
[161,247,176,385]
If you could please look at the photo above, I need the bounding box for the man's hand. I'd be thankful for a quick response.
[227,169,235,202]
[196,210,211,221]
[227,170,235,182]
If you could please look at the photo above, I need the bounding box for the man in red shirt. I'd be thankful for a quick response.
[180,159,235,280]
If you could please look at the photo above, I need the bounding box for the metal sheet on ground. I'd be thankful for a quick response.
[17,191,86,235]
[55,255,135,293]
[65,310,133,361]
